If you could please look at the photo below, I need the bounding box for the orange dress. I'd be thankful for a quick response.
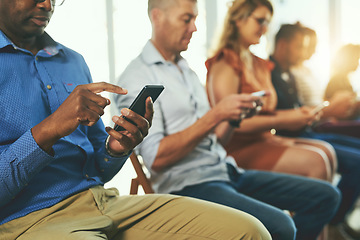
[206,48,291,170]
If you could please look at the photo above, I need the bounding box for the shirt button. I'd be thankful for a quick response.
[85,174,89,178]
[36,57,39,61]
[47,85,52,90]
[104,158,109,162]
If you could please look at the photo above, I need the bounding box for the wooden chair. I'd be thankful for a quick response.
[129,152,154,194]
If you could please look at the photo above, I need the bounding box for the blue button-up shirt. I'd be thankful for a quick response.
[0,31,128,224]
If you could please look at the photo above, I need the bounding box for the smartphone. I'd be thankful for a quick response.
[310,101,330,115]
[114,85,165,131]
[251,90,267,97]
[229,91,266,127]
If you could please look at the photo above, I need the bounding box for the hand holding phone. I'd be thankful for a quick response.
[310,101,330,115]
[114,85,164,131]
[251,90,267,97]
[229,90,267,127]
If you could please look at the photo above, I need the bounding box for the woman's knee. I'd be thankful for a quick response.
[305,150,333,181]
[312,141,338,174]
[274,146,331,181]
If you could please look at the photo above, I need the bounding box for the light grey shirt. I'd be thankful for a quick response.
[115,41,241,193]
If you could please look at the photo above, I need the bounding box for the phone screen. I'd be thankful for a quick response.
[310,101,330,115]
[114,85,164,131]
[251,90,266,97]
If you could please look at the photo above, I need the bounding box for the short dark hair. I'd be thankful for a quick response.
[302,26,316,38]
[275,22,304,44]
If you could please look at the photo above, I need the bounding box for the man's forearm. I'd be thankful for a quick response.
[151,109,221,172]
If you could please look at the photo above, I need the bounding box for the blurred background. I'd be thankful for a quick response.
[46,0,360,196]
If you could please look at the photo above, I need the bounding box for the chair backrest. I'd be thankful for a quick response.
[129,152,154,194]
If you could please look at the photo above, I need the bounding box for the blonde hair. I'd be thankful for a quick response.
[211,0,273,56]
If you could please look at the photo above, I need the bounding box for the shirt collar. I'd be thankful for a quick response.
[142,40,190,71]
[0,30,64,56]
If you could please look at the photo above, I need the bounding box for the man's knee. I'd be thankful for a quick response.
[302,180,341,219]
[269,211,296,240]
[318,182,341,213]
[175,197,272,239]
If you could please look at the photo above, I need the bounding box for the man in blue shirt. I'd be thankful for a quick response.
[0,0,274,239]
[116,0,341,240]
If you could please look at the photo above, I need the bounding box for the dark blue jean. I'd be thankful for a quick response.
[172,168,340,240]
[300,130,360,224]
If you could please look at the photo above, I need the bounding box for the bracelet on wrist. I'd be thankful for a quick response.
[105,136,130,157]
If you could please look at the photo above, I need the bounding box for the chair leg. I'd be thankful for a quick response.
[317,225,328,240]
[130,178,139,195]
[130,153,154,194]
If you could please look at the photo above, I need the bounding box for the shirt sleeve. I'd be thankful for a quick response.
[0,130,54,207]
[85,120,130,183]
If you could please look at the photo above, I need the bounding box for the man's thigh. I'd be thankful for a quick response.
[3,186,271,240]
[111,194,271,240]
[172,180,295,240]
[2,188,110,240]
[237,170,336,210]
[2,188,178,240]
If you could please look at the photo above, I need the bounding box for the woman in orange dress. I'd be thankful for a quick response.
[205,0,337,181]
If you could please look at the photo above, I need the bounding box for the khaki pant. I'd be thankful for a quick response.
[0,186,271,240]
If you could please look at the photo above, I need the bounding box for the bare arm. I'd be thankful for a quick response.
[152,94,259,172]
[207,60,316,133]
[322,91,356,120]
[207,60,274,134]
[207,59,242,143]
[238,107,315,133]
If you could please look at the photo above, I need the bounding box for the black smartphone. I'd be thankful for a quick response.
[114,85,165,131]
